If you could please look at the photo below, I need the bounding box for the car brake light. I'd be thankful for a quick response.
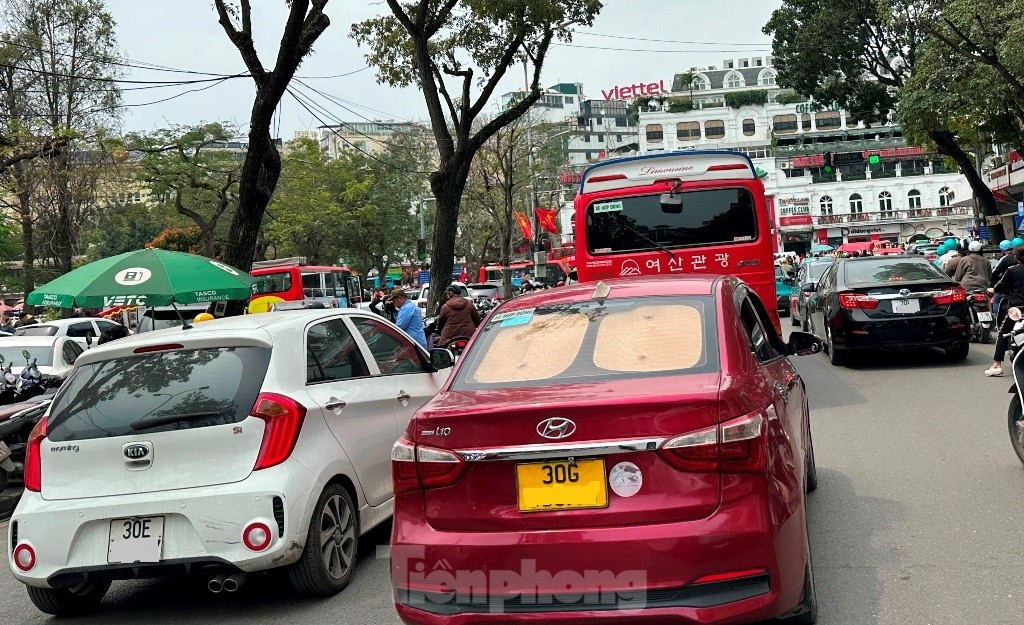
[971,293,987,302]
[251,393,307,470]
[839,293,880,309]
[659,411,765,474]
[933,286,966,305]
[134,343,184,354]
[391,436,467,494]
[24,417,47,492]
[12,543,36,572]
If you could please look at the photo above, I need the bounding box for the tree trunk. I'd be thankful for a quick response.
[427,161,470,316]
[52,155,74,274]
[16,171,34,304]
[223,120,280,270]
[929,130,1005,243]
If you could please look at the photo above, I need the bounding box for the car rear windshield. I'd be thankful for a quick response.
[586,188,758,254]
[47,346,272,442]
[138,309,207,333]
[452,296,719,390]
[468,285,499,298]
[254,271,293,295]
[844,259,945,284]
[15,325,58,337]
[0,345,53,367]
[805,262,834,283]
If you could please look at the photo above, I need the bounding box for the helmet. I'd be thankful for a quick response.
[938,242,950,254]
[1000,240,1013,251]
[1013,237,1024,247]
[968,240,983,253]
[193,312,214,324]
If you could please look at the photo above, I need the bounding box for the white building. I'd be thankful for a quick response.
[500,83,585,125]
[638,102,975,252]
[669,56,784,108]
[317,121,421,159]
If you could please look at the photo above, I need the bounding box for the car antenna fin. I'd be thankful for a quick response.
[593,281,611,305]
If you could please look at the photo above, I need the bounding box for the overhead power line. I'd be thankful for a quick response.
[574,31,771,48]
[551,42,771,54]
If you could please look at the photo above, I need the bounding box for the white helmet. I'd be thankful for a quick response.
[968,240,983,252]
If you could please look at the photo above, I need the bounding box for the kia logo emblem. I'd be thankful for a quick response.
[123,443,150,460]
[536,417,576,440]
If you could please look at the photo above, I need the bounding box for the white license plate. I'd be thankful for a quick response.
[892,299,921,314]
[977,312,993,322]
[108,516,164,564]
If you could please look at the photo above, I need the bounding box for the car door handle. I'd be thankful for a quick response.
[325,400,347,411]
[396,391,411,403]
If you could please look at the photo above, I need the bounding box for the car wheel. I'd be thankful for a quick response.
[26,581,111,616]
[801,311,810,333]
[1008,394,1024,466]
[826,327,845,366]
[0,468,8,492]
[944,342,969,361]
[778,548,819,624]
[287,483,359,597]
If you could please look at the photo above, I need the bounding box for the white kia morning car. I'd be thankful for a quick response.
[8,310,453,615]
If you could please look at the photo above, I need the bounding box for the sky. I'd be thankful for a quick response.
[106,0,783,137]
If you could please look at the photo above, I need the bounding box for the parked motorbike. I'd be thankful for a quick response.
[0,384,54,491]
[1005,307,1024,465]
[967,289,994,344]
[444,337,470,357]
[0,359,17,405]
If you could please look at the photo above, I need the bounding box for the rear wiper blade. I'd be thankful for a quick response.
[621,223,677,259]
[129,411,222,431]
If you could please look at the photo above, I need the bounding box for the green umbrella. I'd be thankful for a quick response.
[27,248,255,309]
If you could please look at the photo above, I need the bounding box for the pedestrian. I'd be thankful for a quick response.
[386,287,427,349]
[986,245,1024,376]
[520,281,535,296]
[0,315,11,334]
[436,285,482,347]
[953,240,991,292]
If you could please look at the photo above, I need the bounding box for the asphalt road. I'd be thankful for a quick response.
[2,338,1024,625]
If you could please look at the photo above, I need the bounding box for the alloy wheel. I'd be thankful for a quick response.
[319,494,356,580]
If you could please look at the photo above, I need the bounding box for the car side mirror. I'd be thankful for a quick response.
[802,282,817,292]
[85,334,93,347]
[430,348,455,370]
[787,331,822,356]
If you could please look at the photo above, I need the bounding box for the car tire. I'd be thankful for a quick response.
[287,483,360,597]
[826,327,845,366]
[801,311,810,333]
[26,581,111,616]
[1007,394,1024,466]
[981,328,992,344]
[944,342,970,361]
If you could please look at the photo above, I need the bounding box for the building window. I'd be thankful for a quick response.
[820,196,833,215]
[908,189,922,209]
[760,70,777,86]
[705,120,726,139]
[692,76,708,91]
[939,187,954,207]
[801,113,812,131]
[850,193,864,213]
[597,134,605,142]
[816,112,841,130]
[585,152,593,160]
[616,134,623,142]
[676,121,701,141]
[725,72,744,89]
[565,96,574,104]
[583,134,591,143]
[742,118,756,136]
[879,191,894,217]
[646,124,664,143]
[774,115,798,135]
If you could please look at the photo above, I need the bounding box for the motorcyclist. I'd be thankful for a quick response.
[436,285,481,347]
[954,240,992,291]
[986,245,1024,376]
[992,240,1019,320]
[944,241,968,278]
[937,242,958,271]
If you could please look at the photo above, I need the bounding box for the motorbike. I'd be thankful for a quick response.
[967,290,994,344]
[0,397,52,491]
[1005,307,1024,465]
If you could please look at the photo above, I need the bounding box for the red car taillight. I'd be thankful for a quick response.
[933,286,966,305]
[392,436,467,495]
[24,417,47,492]
[839,293,880,310]
[251,393,307,470]
[659,411,766,473]
[971,293,987,302]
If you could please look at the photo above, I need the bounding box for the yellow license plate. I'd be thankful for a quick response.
[516,458,608,513]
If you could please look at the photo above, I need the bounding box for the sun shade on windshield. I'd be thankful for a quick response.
[471,313,589,384]
[594,305,703,372]
[844,260,943,284]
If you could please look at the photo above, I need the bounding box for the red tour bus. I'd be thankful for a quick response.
[574,151,778,328]
[478,260,568,286]
[249,257,363,313]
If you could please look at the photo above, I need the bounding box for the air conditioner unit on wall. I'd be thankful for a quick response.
[780,162,790,170]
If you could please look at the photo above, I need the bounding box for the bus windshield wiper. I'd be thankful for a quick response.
[130,411,222,431]
[621,224,677,259]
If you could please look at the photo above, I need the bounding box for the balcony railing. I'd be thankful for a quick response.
[774,137,908,155]
[813,206,973,226]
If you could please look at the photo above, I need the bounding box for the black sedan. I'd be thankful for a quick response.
[790,259,835,330]
[806,256,971,365]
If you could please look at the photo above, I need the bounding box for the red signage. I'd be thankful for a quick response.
[779,215,813,227]
[559,172,582,185]
[790,146,926,169]
[601,80,668,101]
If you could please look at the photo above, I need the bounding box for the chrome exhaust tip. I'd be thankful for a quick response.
[222,572,247,593]
[208,573,226,593]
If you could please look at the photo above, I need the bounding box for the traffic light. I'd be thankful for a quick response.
[823,152,834,175]
[867,154,882,171]
[416,238,426,261]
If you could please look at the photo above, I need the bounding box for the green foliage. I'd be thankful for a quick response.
[724,90,769,109]
[775,90,807,105]
[671,72,696,93]
[627,96,654,125]
[666,97,694,113]
[83,202,169,261]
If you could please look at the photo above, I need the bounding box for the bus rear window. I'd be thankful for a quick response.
[586,188,758,254]
[254,272,292,295]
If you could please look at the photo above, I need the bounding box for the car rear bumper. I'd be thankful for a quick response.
[833,315,969,350]
[391,490,806,625]
[8,459,319,588]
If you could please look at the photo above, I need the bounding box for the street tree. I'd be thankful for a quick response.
[351,0,602,313]
[129,123,241,258]
[213,0,330,270]
[763,0,1006,242]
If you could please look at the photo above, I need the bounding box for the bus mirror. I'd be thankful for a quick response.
[660,193,683,213]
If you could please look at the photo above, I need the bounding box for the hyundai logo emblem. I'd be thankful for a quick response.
[123,443,151,460]
[536,417,577,440]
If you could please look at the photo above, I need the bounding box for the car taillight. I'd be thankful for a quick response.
[12,543,36,572]
[24,417,47,492]
[839,293,880,309]
[391,436,467,494]
[251,393,307,470]
[971,293,987,302]
[933,286,966,305]
[659,411,766,474]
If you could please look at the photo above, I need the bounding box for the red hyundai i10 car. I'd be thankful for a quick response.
[391,275,822,625]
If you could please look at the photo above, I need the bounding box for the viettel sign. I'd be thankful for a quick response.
[601,80,669,101]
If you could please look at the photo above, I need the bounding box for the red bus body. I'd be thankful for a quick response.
[478,261,568,286]
[573,151,779,328]
[249,258,362,313]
